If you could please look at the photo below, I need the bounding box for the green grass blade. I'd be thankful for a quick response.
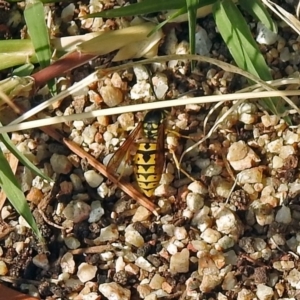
[85,0,217,18]
[0,130,52,182]
[239,0,277,33]
[24,0,51,69]
[12,64,35,76]
[212,0,288,120]
[186,0,200,67]
[0,39,38,70]
[0,149,43,241]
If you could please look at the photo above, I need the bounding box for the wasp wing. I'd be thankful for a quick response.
[154,121,166,179]
[107,121,143,177]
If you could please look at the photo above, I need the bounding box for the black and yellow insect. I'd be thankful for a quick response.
[107,109,167,197]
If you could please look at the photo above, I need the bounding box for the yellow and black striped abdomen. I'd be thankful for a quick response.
[134,142,162,197]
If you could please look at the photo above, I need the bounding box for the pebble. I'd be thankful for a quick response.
[88,200,105,223]
[201,228,221,244]
[84,170,104,188]
[117,113,134,131]
[169,249,189,273]
[0,261,8,275]
[70,173,84,191]
[200,274,222,293]
[152,73,168,100]
[237,288,255,300]
[50,153,73,174]
[77,263,97,283]
[135,257,155,272]
[64,236,81,249]
[272,156,283,168]
[188,181,208,195]
[81,125,97,145]
[125,229,145,247]
[222,271,237,291]
[286,268,300,289]
[60,252,75,273]
[256,22,278,45]
[186,193,204,212]
[133,65,149,81]
[100,86,123,107]
[137,284,151,299]
[17,166,33,192]
[130,82,152,100]
[256,283,274,300]
[227,141,260,171]
[132,206,151,222]
[275,205,292,224]
[32,253,49,270]
[63,201,91,223]
[195,26,212,55]
[237,167,263,184]
[174,227,187,240]
[97,225,119,242]
[26,187,44,205]
[162,224,175,236]
[215,207,244,239]
[149,274,165,290]
[266,138,283,153]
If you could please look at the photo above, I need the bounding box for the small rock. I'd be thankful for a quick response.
[186,193,204,212]
[261,115,279,127]
[88,201,105,223]
[275,205,292,224]
[135,257,155,272]
[174,227,187,240]
[169,249,189,273]
[132,206,151,222]
[82,125,97,145]
[32,253,49,270]
[256,22,278,45]
[133,65,149,81]
[136,284,151,299]
[237,167,263,184]
[63,201,91,223]
[64,236,81,249]
[26,187,43,205]
[149,274,165,290]
[0,261,8,275]
[195,26,212,55]
[188,181,208,195]
[125,229,144,247]
[256,283,274,300]
[117,113,134,131]
[100,86,123,107]
[201,228,221,244]
[200,274,222,293]
[237,288,255,300]
[60,252,76,273]
[286,268,300,289]
[77,263,97,283]
[97,224,119,242]
[215,207,244,239]
[70,173,84,191]
[84,170,104,188]
[266,138,283,154]
[227,141,260,171]
[152,73,168,100]
[50,153,73,174]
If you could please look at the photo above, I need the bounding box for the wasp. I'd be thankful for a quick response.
[107,109,167,197]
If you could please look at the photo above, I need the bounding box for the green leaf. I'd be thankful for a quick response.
[186,0,200,67]
[12,64,35,76]
[239,0,277,33]
[24,0,51,69]
[24,0,55,92]
[0,149,43,241]
[0,39,38,70]
[213,0,288,121]
[85,0,217,19]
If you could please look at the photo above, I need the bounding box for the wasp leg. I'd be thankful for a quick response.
[169,148,207,190]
